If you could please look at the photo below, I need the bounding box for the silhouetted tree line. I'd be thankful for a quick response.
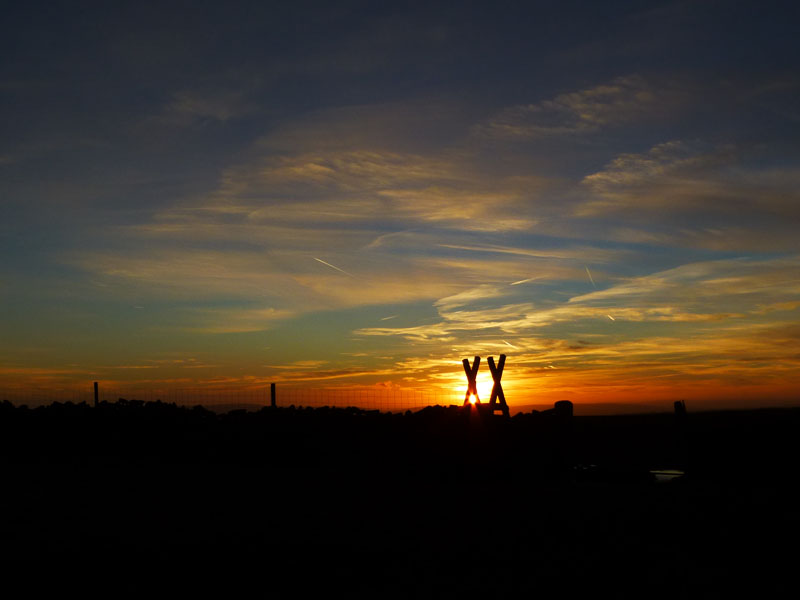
[2,398,799,483]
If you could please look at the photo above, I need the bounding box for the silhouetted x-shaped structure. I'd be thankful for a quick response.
[462,356,481,405]
[487,354,509,418]
[461,354,510,417]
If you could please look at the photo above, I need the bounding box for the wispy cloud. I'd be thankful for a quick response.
[377,186,536,231]
[267,360,329,369]
[181,307,295,333]
[236,150,455,192]
[150,89,257,127]
[355,256,800,382]
[576,141,800,250]
[68,246,465,313]
[567,256,800,306]
[475,75,678,139]
[434,285,506,310]
[438,243,626,263]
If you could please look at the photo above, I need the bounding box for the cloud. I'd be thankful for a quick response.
[237,150,456,192]
[251,100,469,154]
[67,245,465,312]
[575,141,800,250]
[187,148,551,234]
[269,366,397,384]
[578,140,733,214]
[437,243,626,263]
[68,249,300,301]
[139,145,547,236]
[434,285,506,310]
[475,75,674,139]
[182,307,295,333]
[355,256,800,364]
[151,89,257,127]
[567,256,800,307]
[355,302,746,343]
[268,360,329,369]
[376,186,536,231]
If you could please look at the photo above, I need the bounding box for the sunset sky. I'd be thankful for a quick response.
[2,1,799,410]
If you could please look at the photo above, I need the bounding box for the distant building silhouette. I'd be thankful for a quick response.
[554,400,573,418]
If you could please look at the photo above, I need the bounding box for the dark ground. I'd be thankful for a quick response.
[1,400,798,597]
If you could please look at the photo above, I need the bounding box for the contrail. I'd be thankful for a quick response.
[503,339,518,349]
[585,266,596,288]
[510,277,538,286]
[381,315,398,321]
[607,314,615,321]
[313,257,355,277]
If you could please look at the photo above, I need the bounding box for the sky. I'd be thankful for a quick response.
[2,0,799,411]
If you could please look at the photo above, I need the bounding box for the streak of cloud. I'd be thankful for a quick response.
[313,257,355,278]
[438,243,623,262]
[585,266,596,288]
[510,277,539,286]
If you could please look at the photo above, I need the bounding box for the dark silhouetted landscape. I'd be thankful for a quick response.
[2,399,798,596]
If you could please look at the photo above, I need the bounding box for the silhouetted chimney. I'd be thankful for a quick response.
[270,383,276,408]
[674,400,687,419]
[93,381,99,408]
[674,399,689,471]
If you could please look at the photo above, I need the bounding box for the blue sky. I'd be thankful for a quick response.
[2,1,799,409]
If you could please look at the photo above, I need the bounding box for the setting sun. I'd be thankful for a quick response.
[477,377,493,401]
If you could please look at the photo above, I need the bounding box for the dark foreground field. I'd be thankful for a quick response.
[1,400,798,597]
